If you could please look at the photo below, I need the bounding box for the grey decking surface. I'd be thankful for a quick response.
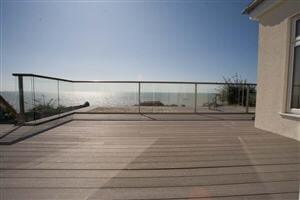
[0,118,299,199]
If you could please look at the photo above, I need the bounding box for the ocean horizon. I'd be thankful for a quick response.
[1,91,219,112]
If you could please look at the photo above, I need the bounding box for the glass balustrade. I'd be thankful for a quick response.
[7,74,256,122]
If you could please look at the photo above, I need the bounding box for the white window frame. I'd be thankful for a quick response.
[287,15,300,114]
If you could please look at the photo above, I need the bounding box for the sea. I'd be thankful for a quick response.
[1,91,217,112]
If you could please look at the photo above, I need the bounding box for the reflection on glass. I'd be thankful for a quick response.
[58,81,75,107]
[140,83,195,113]
[22,77,34,121]
[295,19,300,37]
[197,84,255,113]
[73,83,138,113]
[34,77,58,108]
[22,77,34,112]
[291,46,300,108]
[248,86,257,113]
[197,84,225,112]
[32,77,59,120]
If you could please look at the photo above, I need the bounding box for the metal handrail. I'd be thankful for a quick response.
[12,73,257,86]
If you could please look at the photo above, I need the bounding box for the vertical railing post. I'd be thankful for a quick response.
[57,80,60,108]
[246,85,250,113]
[194,83,197,113]
[241,82,245,106]
[32,77,35,120]
[138,82,141,113]
[237,85,241,106]
[18,75,25,117]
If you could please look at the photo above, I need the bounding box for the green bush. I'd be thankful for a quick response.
[220,74,256,107]
[25,98,65,121]
[24,97,89,121]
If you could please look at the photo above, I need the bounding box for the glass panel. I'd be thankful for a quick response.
[14,77,19,112]
[33,77,59,120]
[296,19,300,38]
[197,84,247,113]
[23,76,35,121]
[248,85,257,113]
[291,46,300,108]
[58,81,76,108]
[140,83,195,113]
[73,83,138,113]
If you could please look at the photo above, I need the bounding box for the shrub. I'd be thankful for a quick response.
[24,97,90,121]
[220,74,256,107]
[25,98,64,121]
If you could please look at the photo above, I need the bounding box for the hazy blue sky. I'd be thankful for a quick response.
[0,0,257,91]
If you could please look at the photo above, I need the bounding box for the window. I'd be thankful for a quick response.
[289,16,300,113]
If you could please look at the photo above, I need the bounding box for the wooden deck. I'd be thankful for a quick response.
[0,118,299,199]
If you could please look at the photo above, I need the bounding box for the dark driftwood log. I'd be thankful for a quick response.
[0,95,17,116]
[0,95,24,123]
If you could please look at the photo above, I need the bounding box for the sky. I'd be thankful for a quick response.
[0,0,258,91]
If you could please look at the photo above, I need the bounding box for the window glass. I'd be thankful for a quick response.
[291,46,300,108]
[296,20,300,37]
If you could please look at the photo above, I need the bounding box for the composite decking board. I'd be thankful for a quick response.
[17,140,295,145]
[1,149,298,157]
[1,145,297,153]
[1,158,299,167]
[2,181,298,199]
[1,157,300,167]
[1,151,299,160]
[13,140,296,146]
[1,120,299,199]
[7,139,297,145]
[1,153,299,163]
[1,140,300,145]
[4,141,298,147]
[0,164,300,178]
[2,140,298,148]
[1,167,299,181]
[1,147,299,157]
[3,148,296,153]
[41,131,269,135]
[6,141,295,146]
[2,145,298,151]
[2,158,300,170]
[13,137,296,143]
[2,144,299,152]
[0,191,298,200]
[1,171,299,189]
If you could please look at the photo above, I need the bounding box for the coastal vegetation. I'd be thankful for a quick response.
[24,98,89,121]
[221,74,256,107]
